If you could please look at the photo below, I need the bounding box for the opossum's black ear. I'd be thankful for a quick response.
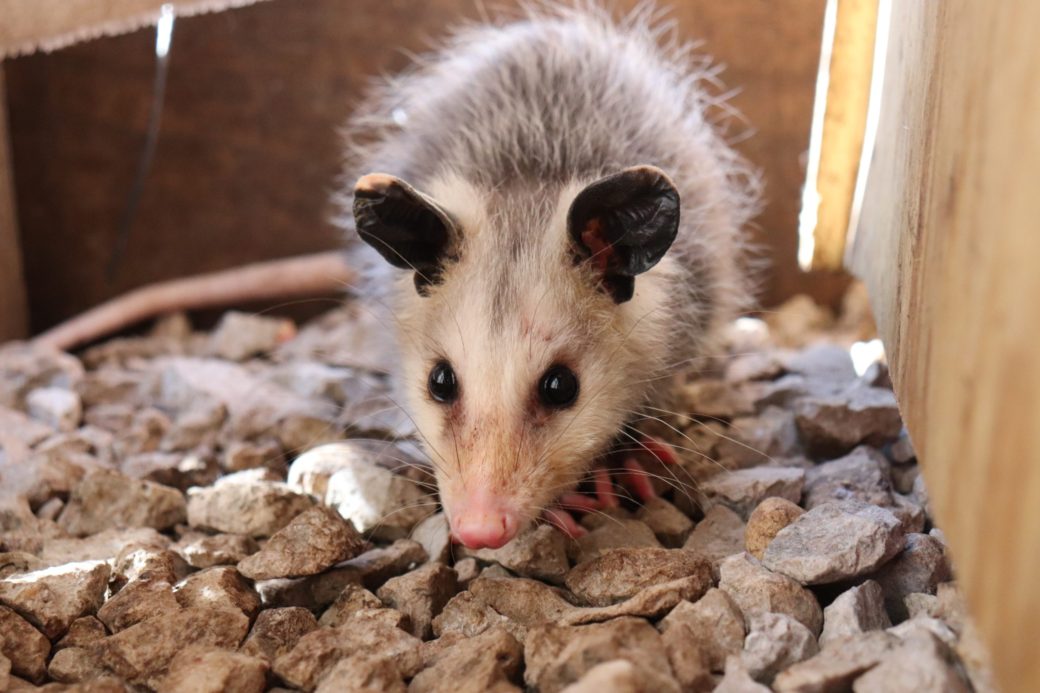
[353,173,456,295]
[568,165,680,303]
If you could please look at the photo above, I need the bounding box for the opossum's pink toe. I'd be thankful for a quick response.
[543,507,587,538]
[594,468,619,509]
[450,502,519,549]
[641,434,678,465]
[621,458,658,502]
[558,493,600,513]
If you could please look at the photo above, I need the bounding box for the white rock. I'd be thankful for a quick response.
[820,580,892,646]
[289,441,433,540]
[762,501,905,585]
[741,612,819,684]
[700,467,805,518]
[26,387,82,432]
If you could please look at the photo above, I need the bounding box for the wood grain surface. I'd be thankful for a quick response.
[849,2,1040,689]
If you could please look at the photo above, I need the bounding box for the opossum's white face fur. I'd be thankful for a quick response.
[354,169,681,548]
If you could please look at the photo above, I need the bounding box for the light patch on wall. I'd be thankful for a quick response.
[797,0,839,271]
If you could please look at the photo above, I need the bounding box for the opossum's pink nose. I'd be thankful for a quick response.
[450,498,519,549]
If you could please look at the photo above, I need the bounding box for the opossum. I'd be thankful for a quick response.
[34,4,760,550]
[341,5,760,548]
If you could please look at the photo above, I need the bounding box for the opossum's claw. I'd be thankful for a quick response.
[542,506,588,538]
[640,433,679,465]
[619,457,658,503]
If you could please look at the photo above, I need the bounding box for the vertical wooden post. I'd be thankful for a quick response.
[0,67,29,341]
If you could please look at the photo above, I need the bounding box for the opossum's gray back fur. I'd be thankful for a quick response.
[337,3,762,370]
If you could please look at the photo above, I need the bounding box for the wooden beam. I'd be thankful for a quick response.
[848,2,1040,690]
[0,68,28,341]
[0,0,273,59]
[800,0,878,271]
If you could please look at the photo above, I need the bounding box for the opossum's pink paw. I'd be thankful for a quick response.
[593,467,620,509]
[619,457,658,503]
[557,492,600,513]
[543,507,588,538]
[640,433,679,465]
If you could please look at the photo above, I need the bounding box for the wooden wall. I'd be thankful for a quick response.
[3,0,844,333]
[848,1,1040,690]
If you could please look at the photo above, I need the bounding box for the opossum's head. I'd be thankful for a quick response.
[354,167,679,548]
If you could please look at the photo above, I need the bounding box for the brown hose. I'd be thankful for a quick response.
[33,251,354,352]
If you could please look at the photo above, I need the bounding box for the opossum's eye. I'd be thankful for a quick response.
[539,365,579,408]
[428,361,459,403]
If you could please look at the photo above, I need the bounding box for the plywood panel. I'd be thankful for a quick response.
[849,2,1040,689]
[6,0,840,332]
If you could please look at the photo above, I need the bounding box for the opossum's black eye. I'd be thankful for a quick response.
[428,361,458,403]
[539,365,579,408]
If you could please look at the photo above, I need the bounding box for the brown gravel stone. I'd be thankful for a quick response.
[0,605,50,683]
[718,553,823,635]
[56,616,108,651]
[557,659,655,693]
[571,519,661,564]
[683,505,747,565]
[465,525,570,583]
[794,382,903,455]
[0,560,111,639]
[161,645,269,693]
[635,498,694,547]
[773,630,898,693]
[820,580,891,646]
[410,626,523,693]
[288,441,434,541]
[47,645,107,683]
[524,617,679,693]
[715,407,801,467]
[111,545,189,590]
[560,574,713,626]
[273,609,423,690]
[433,590,522,642]
[377,562,458,639]
[740,612,819,684]
[453,557,480,589]
[240,607,319,662]
[256,539,427,611]
[744,497,804,559]
[56,470,186,536]
[700,467,804,518]
[762,501,905,585]
[565,548,710,606]
[715,656,772,693]
[852,629,971,692]
[207,312,295,362]
[658,589,745,676]
[38,527,168,568]
[314,655,406,693]
[0,552,45,579]
[468,576,575,633]
[238,506,365,580]
[93,607,250,689]
[175,567,261,619]
[412,512,451,564]
[97,577,180,632]
[186,476,316,538]
[803,446,894,510]
[318,583,384,628]
[174,533,260,569]
[871,533,952,621]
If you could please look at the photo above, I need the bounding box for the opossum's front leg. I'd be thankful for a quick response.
[541,434,679,538]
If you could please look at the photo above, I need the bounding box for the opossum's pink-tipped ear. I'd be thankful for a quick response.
[568,165,680,303]
[353,173,457,295]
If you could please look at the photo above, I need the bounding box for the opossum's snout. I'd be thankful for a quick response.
[448,490,520,549]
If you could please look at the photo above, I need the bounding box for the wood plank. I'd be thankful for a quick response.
[849,2,1040,689]
[0,0,272,59]
[0,69,29,340]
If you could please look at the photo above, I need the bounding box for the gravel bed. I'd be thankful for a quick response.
[0,291,996,692]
